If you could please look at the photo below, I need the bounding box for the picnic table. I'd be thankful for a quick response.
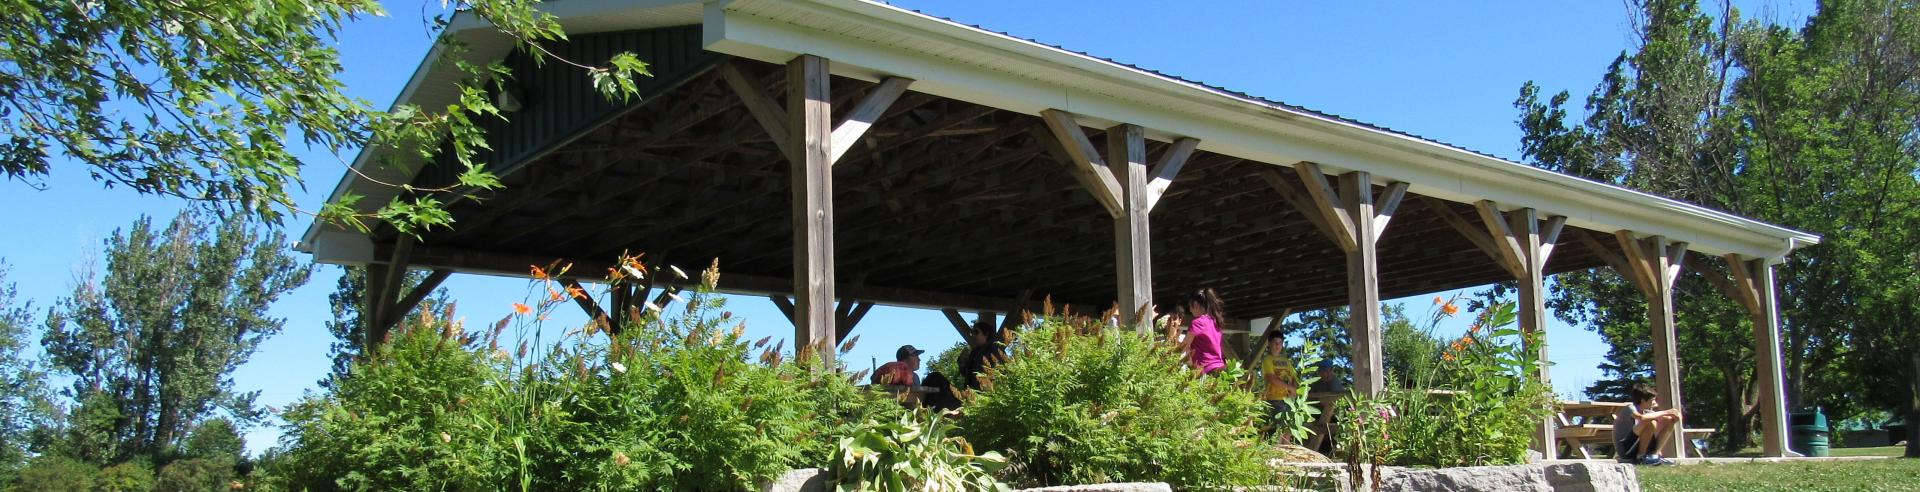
[1554,400,1714,459]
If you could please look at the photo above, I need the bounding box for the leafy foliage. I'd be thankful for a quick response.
[0,263,52,483]
[1516,0,1920,454]
[0,0,650,233]
[958,315,1279,488]
[39,212,309,462]
[271,260,901,491]
[831,411,1009,492]
[1338,302,1557,468]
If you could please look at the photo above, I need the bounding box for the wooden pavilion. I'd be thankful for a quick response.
[300,0,1820,460]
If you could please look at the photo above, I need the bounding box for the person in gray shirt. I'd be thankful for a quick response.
[1613,384,1682,465]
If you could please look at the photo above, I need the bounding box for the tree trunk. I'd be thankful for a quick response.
[1722,362,1752,452]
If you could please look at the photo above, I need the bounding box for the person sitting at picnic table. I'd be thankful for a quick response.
[872,344,924,387]
[1614,384,1681,466]
[957,317,1005,391]
[1256,329,1300,437]
[1173,288,1227,376]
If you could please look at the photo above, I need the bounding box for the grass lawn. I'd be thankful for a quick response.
[1639,447,1918,491]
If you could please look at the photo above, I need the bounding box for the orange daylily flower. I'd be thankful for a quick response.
[1433,295,1444,305]
[1441,303,1459,316]
[512,303,533,315]
[548,287,564,302]
[566,284,588,300]
[530,265,549,280]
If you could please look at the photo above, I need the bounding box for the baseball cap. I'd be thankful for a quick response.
[897,344,925,360]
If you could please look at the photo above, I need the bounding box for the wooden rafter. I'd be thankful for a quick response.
[1144,137,1199,212]
[829,77,915,164]
[1038,110,1124,217]
[1290,162,1358,252]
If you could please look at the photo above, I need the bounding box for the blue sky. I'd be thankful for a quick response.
[0,0,1813,454]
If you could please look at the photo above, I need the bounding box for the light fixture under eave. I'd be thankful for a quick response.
[496,84,524,113]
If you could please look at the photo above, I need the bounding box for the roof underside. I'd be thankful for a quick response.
[304,0,1821,317]
[388,59,1617,316]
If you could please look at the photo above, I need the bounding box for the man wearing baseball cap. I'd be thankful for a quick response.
[872,344,924,387]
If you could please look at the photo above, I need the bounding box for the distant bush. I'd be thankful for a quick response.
[13,455,97,492]
[958,314,1280,488]
[153,458,231,492]
[269,260,901,491]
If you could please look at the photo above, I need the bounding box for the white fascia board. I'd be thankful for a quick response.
[706,0,1819,260]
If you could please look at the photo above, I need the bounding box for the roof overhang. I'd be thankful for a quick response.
[303,0,1818,265]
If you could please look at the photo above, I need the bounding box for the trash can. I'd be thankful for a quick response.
[1790,407,1830,457]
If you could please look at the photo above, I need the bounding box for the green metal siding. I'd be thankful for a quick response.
[412,25,715,189]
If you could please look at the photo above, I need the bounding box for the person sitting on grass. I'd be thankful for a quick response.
[1615,384,1681,466]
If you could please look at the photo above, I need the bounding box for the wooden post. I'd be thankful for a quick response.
[1109,123,1153,332]
[1340,171,1384,396]
[362,263,391,351]
[789,54,836,359]
[1616,231,1690,459]
[1038,110,1196,333]
[1726,255,1791,457]
[1265,162,1407,397]
[1465,202,1566,460]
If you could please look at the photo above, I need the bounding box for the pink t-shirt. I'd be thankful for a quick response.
[1187,314,1225,374]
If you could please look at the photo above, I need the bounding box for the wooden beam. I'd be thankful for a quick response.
[1262,170,1345,250]
[942,308,973,340]
[1144,137,1199,212]
[1109,123,1154,332]
[563,278,610,330]
[386,269,452,331]
[719,62,795,162]
[1038,110,1124,217]
[1616,231,1690,459]
[1420,196,1518,272]
[770,295,796,323]
[1371,182,1410,238]
[837,301,874,342]
[1575,229,1649,294]
[368,237,415,346]
[1688,255,1755,313]
[788,54,837,359]
[1292,162,1359,252]
[1504,207,1555,461]
[361,263,391,350]
[1732,257,1789,457]
[1339,170,1384,396]
[829,77,913,164]
[1473,201,1530,279]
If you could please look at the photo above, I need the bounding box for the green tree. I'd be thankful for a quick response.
[0,263,53,483]
[0,0,649,233]
[1517,0,1920,454]
[40,212,310,462]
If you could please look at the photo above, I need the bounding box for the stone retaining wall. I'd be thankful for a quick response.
[762,462,1640,492]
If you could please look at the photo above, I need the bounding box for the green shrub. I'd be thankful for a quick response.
[13,455,97,492]
[831,410,1009,491]
[1338,301,1557,469]
[958,315,1280,488]
[95,460,156,492]
[271,260,901,491]
[154,458,232,492]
